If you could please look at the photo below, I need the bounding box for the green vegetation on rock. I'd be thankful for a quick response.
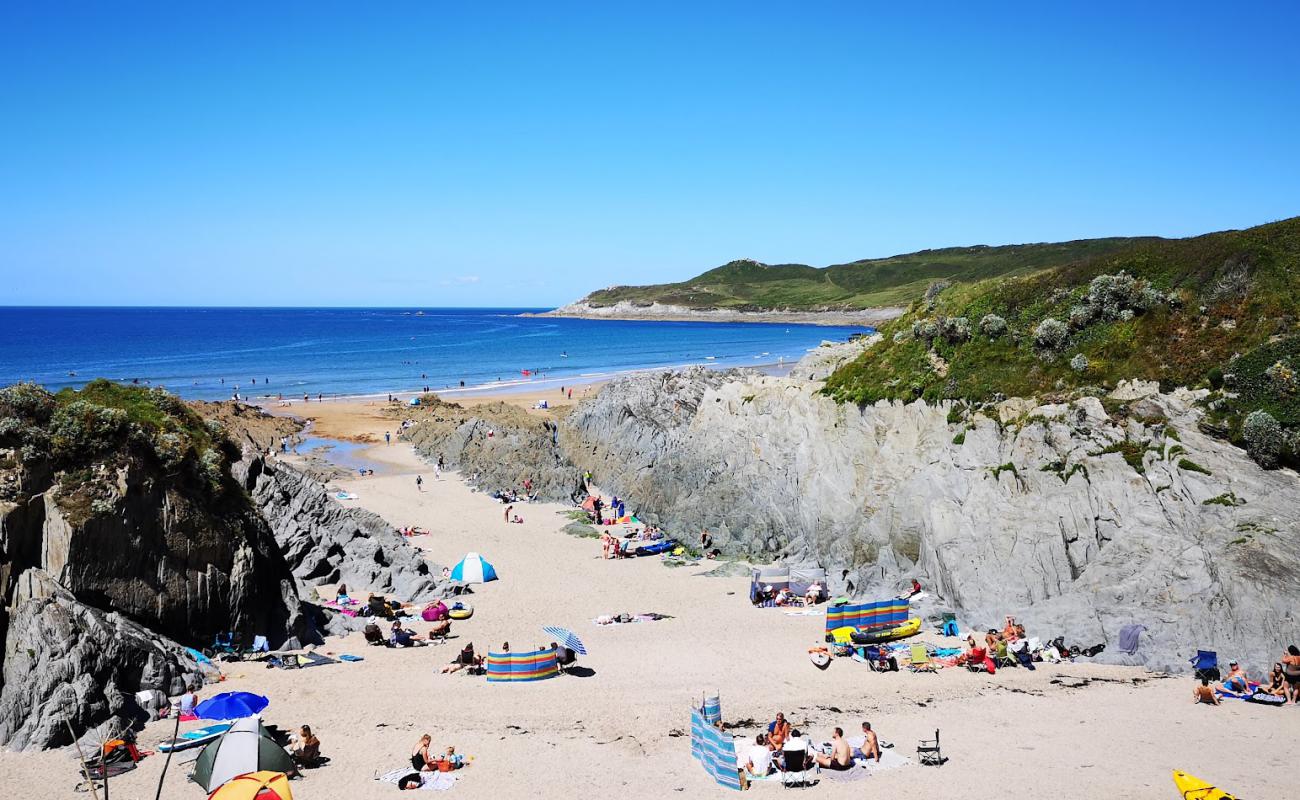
[822,217,1300,469]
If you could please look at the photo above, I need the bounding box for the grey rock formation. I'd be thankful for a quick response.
[562,369,1300,672]
[239,455,443,603]
[0,571,204,750]
[402,397,582,502]
[792,335,881,381]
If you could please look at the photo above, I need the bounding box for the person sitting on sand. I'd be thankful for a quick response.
[908,578,922,597]
[511,514,524,524]
[1194,677,1220,705]
[856,721,881,762]
[767,712,790,750]
[441,643,482,674]
[1262,663,1287,697]
[335,583,351,604]
[1002,616,1019,642]
[1220,660,1249,693]
[814,727,854,771]
[804,581,824,606]
[289,725,321,767]
[390,621,419,647]
[411,734,434,771]
[744,733,774,777]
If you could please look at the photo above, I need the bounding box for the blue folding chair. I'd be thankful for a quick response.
[1190,650,1219,681]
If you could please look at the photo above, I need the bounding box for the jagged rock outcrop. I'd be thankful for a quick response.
[191,400,303,453]
[0,382,310,749]
[562,368,1300,672]
[403,397,581,502]
[239,455,443,603]
[0,570,204,750]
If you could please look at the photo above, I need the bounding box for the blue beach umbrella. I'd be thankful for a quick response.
[194,691,269,720]
[450,552,499,584]
[542,626,587,656]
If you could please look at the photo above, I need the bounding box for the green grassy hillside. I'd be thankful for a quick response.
[579,238,1150,311]
[822,216,1300,468]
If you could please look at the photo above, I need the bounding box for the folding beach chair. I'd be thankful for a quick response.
[1190,650,1220,682]
[780,747,814,788]
[908,643,936,672]
[917,729,944,766]
[994,641,1016,668]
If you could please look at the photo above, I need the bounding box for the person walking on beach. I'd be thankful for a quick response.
[416,475,424,492]
[504,505,513,523]
[385,431,391,445]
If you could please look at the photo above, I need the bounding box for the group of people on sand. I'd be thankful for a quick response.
[738,713,884,783]
[1195,645,1300,705]
[752,581,825,608]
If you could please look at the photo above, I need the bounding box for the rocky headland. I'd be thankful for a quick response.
[0,386,444,749]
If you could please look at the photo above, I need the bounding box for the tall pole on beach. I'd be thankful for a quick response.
[154,703,182,800]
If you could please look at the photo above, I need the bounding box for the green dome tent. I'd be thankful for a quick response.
[192,718,295,792]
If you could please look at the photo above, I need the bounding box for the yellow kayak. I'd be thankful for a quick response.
[846,617,923,644]
[1173,770,1238,799]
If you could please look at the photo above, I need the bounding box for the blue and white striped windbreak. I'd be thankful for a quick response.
[690,696,741,791]
[449,552,498,584]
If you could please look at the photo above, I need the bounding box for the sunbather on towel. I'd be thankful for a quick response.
[855,721,881,762]
[1219,660,1249,693]
[813,727,854,771]
[1262,663,1287,697]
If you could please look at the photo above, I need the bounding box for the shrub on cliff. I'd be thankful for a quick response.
[1034,318,1069,351]
[1242,410,1282,468]
[978,314,1006,338]
[49,401,130,460]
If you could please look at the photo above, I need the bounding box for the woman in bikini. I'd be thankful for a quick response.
[1283,645,1300,704]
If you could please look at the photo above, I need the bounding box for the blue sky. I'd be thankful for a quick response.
[2,2,1297,307]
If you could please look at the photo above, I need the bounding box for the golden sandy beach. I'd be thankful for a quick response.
[1,404,1294,800]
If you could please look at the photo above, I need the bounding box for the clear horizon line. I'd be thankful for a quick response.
[0,304,558,311]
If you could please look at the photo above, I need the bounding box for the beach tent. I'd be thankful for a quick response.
[689,695,741,791]
[408,397,421,406]
[824,598,910,633]
[207,770,293,800]
[749,566,790,601]
[788,566,827,596]
[193,718,294,792]
[449,552,498,584]
[485,647,559,682]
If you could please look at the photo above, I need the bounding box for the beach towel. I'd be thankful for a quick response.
[334,492,358,500]
[376,768,456,791]
[858,750,913,774]
[1118,623,1146,655]
[782,608,825,617]
[339,654,364,662]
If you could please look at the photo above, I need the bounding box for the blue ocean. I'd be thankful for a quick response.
[0,307,870,401]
